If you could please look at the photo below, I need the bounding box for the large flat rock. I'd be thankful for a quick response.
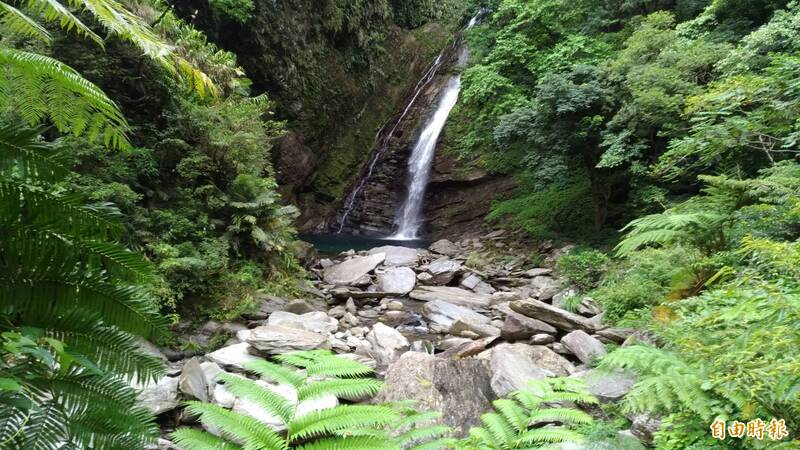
[410,285,491,308]
[246,325,329,355]
[510,299,597,333]
[479,343,575,397]
[377,267,416,295]
[323,253,385,286]
[368,246,421,266]
[422,300,492,333]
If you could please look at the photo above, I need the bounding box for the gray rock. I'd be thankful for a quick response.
[365,323,410,367]
[319,258,334,269]
[524,268,553,277]
[510,299,597,333]
[450,319,501,338]
[137,376,179,415]
[368,246,420,266]
[417,272,434,284]
[429,239,460,256]
[373,352,494,436]
[410,286,491,308]
[328,305,346,318]
[323,253,385,286]
[425,257,463,285]
[630,412,661,445]
[561,330,607,364]
[490,291,521,305]
[496,302,557,339]
[530,333,555,345]
[552,287,580,309]
[284,299,317,314]
[422,300,492,333]
[246,325,329,355]
[178,357,209,401]
[200,361,223,385]
[267,311,338,334]
[345,298,357,314]
[530,276,562,301]
[377,267,417,295]
[585,369,636,402]
[597,328,636,344]
[206,343,260,371]
[459,273,482,290]
[483,343,573,397]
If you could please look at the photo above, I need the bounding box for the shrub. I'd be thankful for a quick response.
[557,248,610,290]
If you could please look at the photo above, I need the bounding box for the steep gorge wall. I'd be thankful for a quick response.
[171,0,459,228]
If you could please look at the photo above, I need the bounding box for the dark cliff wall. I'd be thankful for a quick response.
[170,0,460,229]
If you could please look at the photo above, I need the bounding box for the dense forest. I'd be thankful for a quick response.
[1,0,799,449]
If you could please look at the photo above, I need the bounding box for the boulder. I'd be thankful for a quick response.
[596,328,636,344]
[377,267,417,295]
[284,299,318,314]
[424,257,463,285]
[450,319,501,338]
[267,311,338,334]
[489,344,555,397]
[246,325,329,355]
[137,376,179,415]
[323,253,385,286]
[437,336,498,359]
[200,361,223,385]
[429,239,460,256]
[561,330,606,364]
[206,343,260,371]
[368,246,420,266]
[530,333,555,345]
[373,352,494,435]
[178,357,209,401]
[410,286,491,308]
[422,300,492,333]
[365,323,410,368]
[530,276,562,301]
[510,300,597,333]
[496,302,557,339]
[585,369,636,402]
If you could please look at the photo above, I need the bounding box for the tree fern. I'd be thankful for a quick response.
[457,378,598,450]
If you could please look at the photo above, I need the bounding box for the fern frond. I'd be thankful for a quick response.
[0,48,130,149]
[295,436,399,450]
[0,123,71,182]
[216,373,294,424]
[480,412,516,446]
[491,399,529,433]
[526,408,593,426]
[407,437,460,450]
[0,1,51,42]
[184,401,287,450]
[171,428,243,450]
[276,350,374,378]
[515,427,584,445]
[297,379,383,402]
[245,359,306,388]
[25,0,103,44]
[466,426,497,449]
[287,405,399,442]
[396,424,453,447]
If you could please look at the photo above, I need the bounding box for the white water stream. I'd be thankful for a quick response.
[390,15,479,239]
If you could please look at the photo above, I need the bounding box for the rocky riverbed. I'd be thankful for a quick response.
[139,232,658,449]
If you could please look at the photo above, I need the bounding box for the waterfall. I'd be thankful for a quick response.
[390,76,462,239]
[390,15,480,240]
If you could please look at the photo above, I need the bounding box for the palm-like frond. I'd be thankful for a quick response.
[0,1,50,41]
[217,372,294,424]
[297,378,383,402]
[273,350,375,378]
[615,211,726,256]
[245,358,306,387]
[287,405,400,442]
[0,48,130,149]
[184,401,287,450]
[462,378,597,449]
[294,436,399,450]
[171,428,244,450]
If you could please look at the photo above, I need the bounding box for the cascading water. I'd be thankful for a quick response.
[389,15,480,240]
[390,76,462,239]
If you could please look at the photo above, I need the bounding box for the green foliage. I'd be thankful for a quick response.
[557,248,611,290]
[456,377,598,449]
[172,350,453,449]
[209,0,255,22]
[0,123,166,448]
